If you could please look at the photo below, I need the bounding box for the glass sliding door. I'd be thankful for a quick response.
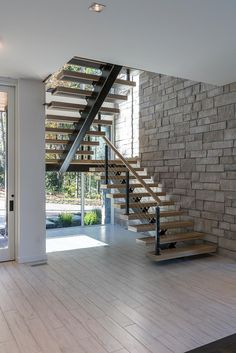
[83,172,103,226]
[0,86,15,261]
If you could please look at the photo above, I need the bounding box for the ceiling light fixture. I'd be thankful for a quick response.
[89,2,106,13]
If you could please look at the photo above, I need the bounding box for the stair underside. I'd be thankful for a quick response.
[114,200,175,209]
[146,243,217,262]
[57,69,136,87]
[99,175,150,180]
[47,101,120,115]
[120,210,185,220]
[46,115,113,126]
[46,149,94,156]
[136,231,204,245]
[45,139,100,146]
[100,182,159,189]
[45,127,106,136]
[128,220,193,232]
[67,56,106,69]
[106,191,166,199]
[46,158,139,165]
[51,87,127,102]
[89,167,144,172]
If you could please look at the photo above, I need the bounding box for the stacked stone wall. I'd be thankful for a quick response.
[138,72,236,258]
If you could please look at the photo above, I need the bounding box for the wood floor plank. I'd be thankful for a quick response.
[71,311,123,352]
[0,310,14,343]
[27,317,62,353]
[78,336,110,353]
[0,282,16,312]
[6,264,63,330]
[97,316,151,353]
[4,311,43,353]
[0,225,235,353]
[0,340,21,353]
[21,267,92,341]
[125,324,173,353]
[46,256,136,323]
[52,327,86,353]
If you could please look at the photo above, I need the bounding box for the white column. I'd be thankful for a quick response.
[16,79,46,263]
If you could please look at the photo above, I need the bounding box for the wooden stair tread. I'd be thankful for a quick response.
[146,243,217,262]
[99,175,150,180]
[47,101,120,115]
[46,115,113,126]
[45,139,100,146]
[89,167,144,172]
[99,174,150,180]
[51,86,127,102]
[136,232,205,245]
[57,70,101,84]
[128,220,194,232]
[57,70,136,87]
[106,192,166,199]
[68,56,106,69]
[114,200,175,209]
[45,149,94,155]
[101,182,159,189]
[45,158,139,165]
[45,127,105,136]
[120,210,185,221]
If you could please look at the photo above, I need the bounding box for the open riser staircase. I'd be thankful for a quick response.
[45,56,217,262]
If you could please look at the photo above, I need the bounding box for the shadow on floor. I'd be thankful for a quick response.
[185,334,236,353]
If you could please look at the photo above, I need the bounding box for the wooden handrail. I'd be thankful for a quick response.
[103,136,161,204]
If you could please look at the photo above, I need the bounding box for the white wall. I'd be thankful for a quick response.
[16,79,46,263]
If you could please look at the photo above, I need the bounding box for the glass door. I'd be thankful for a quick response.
[0,85,15,261]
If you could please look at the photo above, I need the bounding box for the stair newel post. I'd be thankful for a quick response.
[105,144,109,185]
[98,112,101,132]
[155,206,161,255]
[125,171,130,215]
[126,68,130,81]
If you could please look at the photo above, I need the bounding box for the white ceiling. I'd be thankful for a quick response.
[0,0,236,85]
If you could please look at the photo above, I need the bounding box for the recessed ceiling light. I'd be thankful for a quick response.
[89,2,106,13]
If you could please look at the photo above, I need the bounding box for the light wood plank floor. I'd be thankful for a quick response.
[0,224,236,353]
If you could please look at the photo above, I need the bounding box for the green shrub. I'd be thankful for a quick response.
[84,209,101,225]
[58,213,73,227]
[95,208,102,222]
[85,192,101,200]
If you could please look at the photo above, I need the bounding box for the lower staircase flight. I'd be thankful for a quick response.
[99,137,217,262]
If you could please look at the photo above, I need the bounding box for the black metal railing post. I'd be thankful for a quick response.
[105,145,109,184]
[81,144,84,160]
[155,206,161,255]
[126,68,130,81]
[125,171,130,215]
[87,135,91,160]
[98,112,101,132]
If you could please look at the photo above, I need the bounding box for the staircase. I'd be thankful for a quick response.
[45,56,217,262]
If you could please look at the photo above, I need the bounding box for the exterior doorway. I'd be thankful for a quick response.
[0,85,15,262]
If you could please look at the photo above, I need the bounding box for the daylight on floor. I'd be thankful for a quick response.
[0,1,235,353]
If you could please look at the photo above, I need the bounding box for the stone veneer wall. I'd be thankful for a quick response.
[138,72,236,258]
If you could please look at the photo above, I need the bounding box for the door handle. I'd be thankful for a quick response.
[9,200,14,211]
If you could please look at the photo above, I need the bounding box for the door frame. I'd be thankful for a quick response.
[0,83,15,261]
